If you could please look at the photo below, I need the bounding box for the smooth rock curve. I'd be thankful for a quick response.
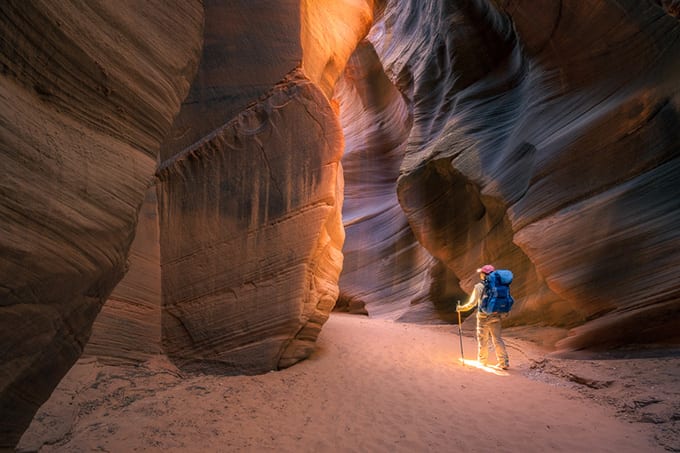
[0,1,202,446]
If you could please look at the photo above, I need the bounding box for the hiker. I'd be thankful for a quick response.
[457,264,510,369]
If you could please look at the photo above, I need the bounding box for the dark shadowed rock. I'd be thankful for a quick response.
[0,1,202,447]
[335,40,465,322]
[83,187,162,364]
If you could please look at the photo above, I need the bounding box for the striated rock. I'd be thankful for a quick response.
[369,0,680,349]
[0,1,202,447]
[83,187,162,364]
[3,0,679,446]
[335,40,464,321]
[352,0,562,324]
[155,0,378,373]
[157,71,344,373]
[161,0,304,160]
[490,0,680,350]
[162,0,378,161]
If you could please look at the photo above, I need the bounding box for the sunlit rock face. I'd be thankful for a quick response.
[157,0,377,373]
[158,72,344,373]
[335,41,464,321]
[0,1,203,446]
[300,0,376,98]
[368,0,680,351]
[161,0,376,160]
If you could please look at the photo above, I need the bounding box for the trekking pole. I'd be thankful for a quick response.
[457,300,465,366]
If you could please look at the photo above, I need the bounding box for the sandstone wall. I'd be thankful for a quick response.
[156,0,378,373]
[335,41,464,322]
[83,187,162,364]
[161,0,304,160]
[500,0,680,350]
[366,0,680,350]
[3,0,680,447]
[158,72,345,373]
[0,1,203,447]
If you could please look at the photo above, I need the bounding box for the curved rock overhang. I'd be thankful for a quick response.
[357,0,680,352]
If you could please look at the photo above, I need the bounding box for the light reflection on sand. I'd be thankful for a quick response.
[459,358,509,376]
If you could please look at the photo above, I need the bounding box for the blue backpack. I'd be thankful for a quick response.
[479,270,514,314]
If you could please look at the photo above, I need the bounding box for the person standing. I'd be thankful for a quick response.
[456,264,510,369]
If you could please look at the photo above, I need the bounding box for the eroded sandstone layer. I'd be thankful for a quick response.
[155,0,377,373]
[335,41,464,322]
[367,0,680,350]
[157,72,345,373]
[0,1,202,447]
[83,187,162,364]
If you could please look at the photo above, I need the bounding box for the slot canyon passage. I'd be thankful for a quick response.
[1,0,680,451]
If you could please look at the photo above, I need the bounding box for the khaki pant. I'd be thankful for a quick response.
[476,313,509,366]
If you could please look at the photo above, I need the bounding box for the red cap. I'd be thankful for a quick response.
[476,264,495,274]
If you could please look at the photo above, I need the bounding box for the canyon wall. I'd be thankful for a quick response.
[335,41,464,322]
[359,0,680,350]
[155,0,376,373]
[3,0,680,448]
[157,72,345,373]
[499,0,680,351]
[83,187,162,364]
[0,1,203,447]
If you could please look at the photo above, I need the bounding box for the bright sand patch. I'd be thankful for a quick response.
[19,313,675,452]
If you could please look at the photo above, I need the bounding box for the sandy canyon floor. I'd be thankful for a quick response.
[18,313,680,452]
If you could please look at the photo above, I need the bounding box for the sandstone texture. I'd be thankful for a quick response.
[3,0,680,448]
[361,0,680,350]
[154,0,377,373]
[157,71,345,373]
[83,187,162,364]
[0,1,202,447]
[335,41,463,321]
[161,0,303,160]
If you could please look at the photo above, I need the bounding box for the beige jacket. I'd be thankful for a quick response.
[458,282,484,313]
